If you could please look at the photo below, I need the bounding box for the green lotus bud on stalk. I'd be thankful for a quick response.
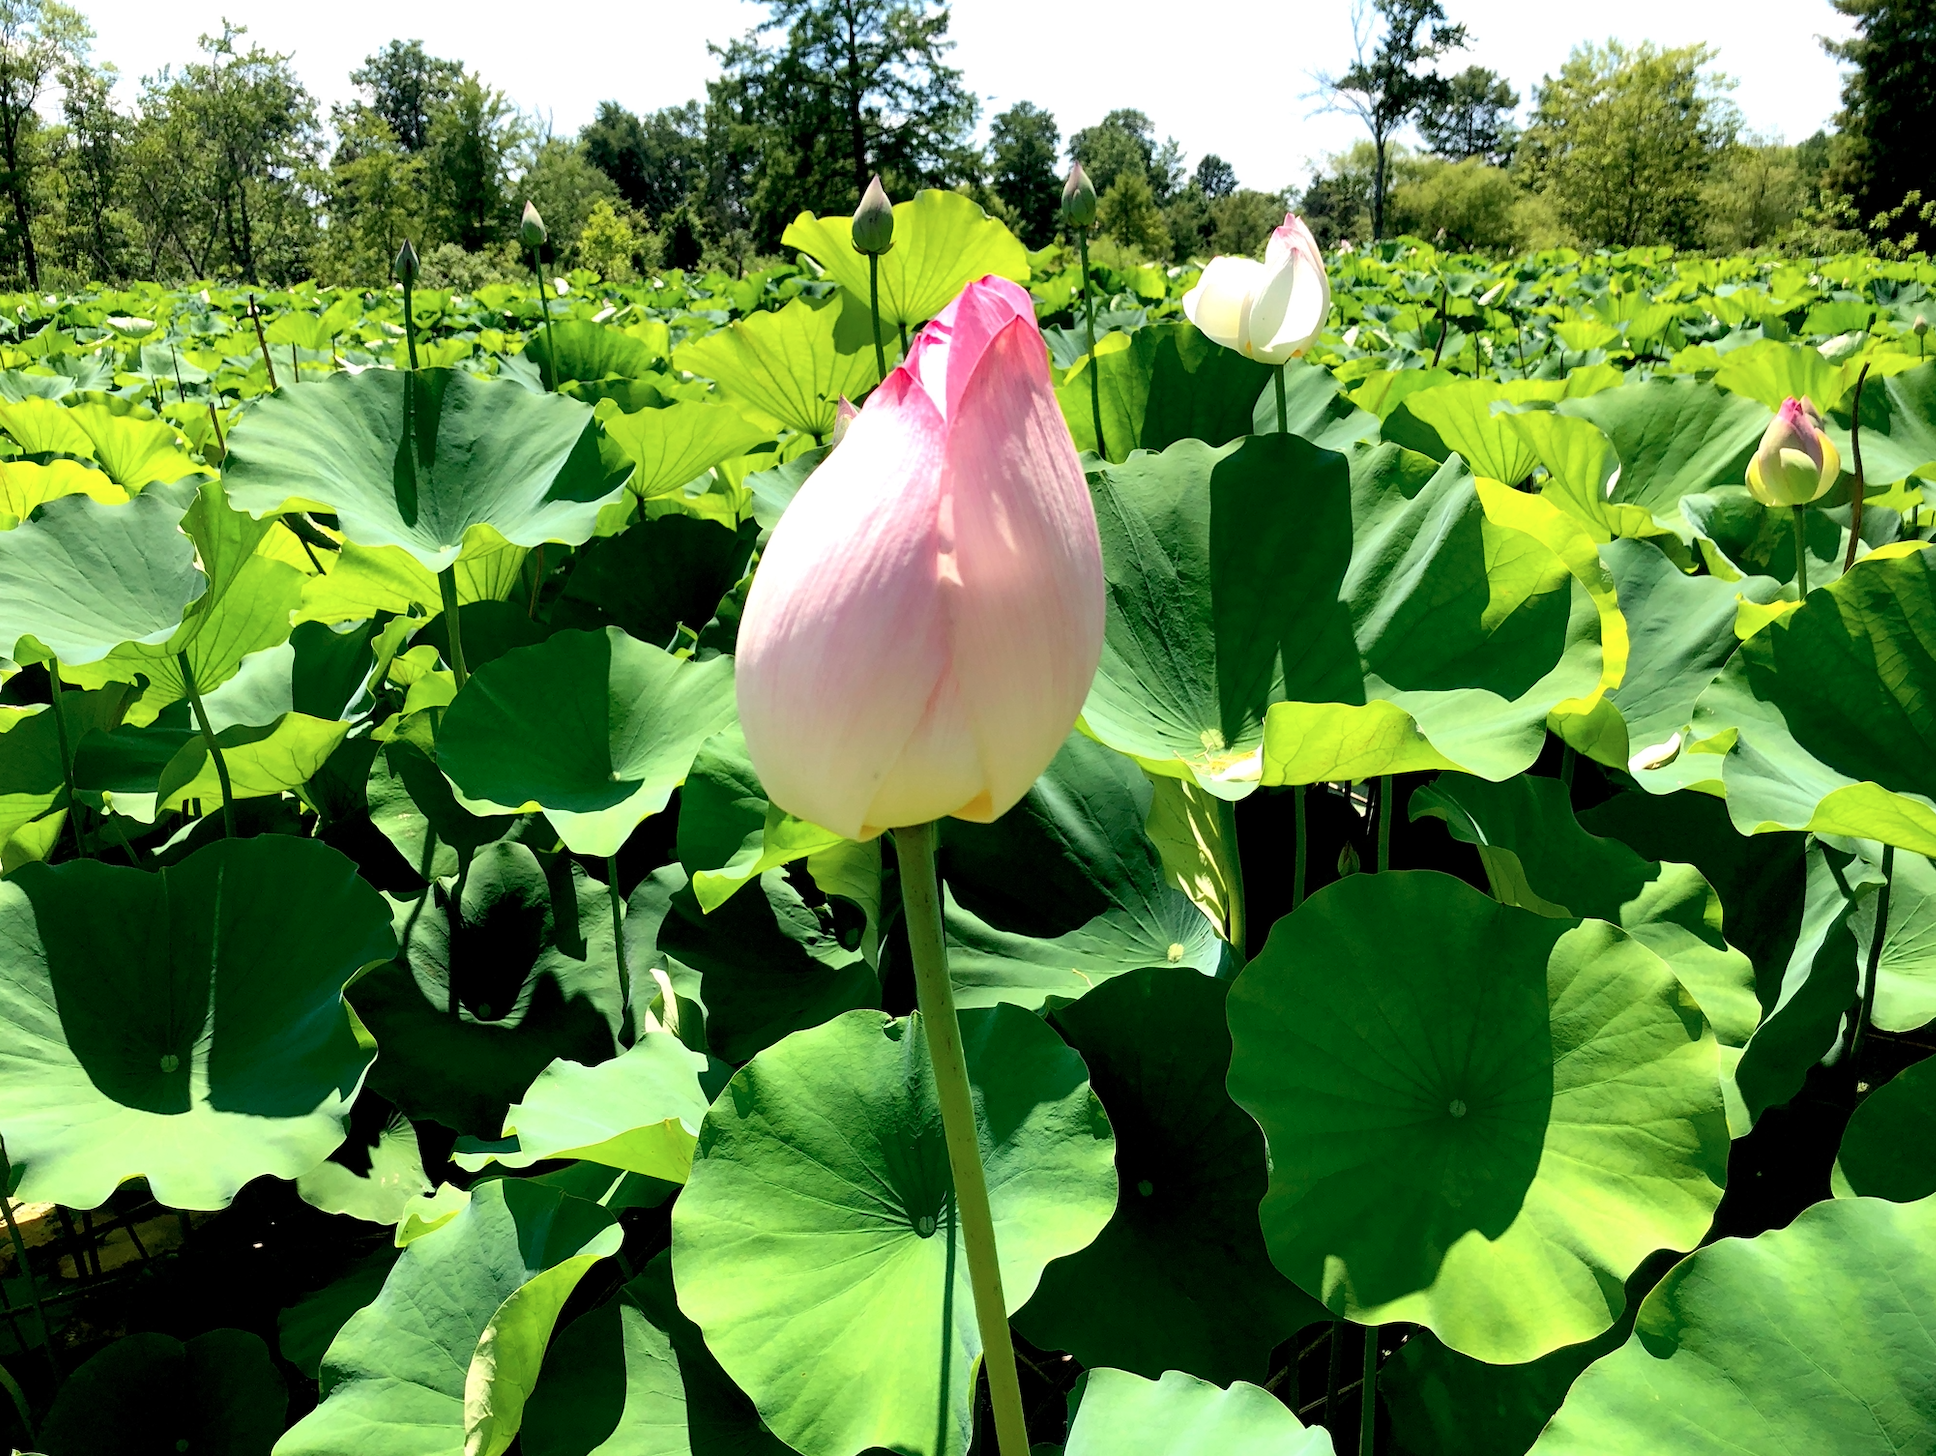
[1061,163,1097,229]
[520,201,548,252]
[853,176,895,376]
[1916,315,1929,336]
[1065,160,1103,452]
[852,176,895,256]
[395,239,420,371]
[522,201,559,390]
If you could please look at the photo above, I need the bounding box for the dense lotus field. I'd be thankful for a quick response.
[0,187,1934,1456]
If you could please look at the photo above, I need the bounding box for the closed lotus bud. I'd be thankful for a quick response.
[1916,315,1929,337]
[1182,212,1332,364]
[520,201,547,251]
[736,276,1104,840]
[1061,164,1097,229]
[852,176,895,255]
[1746,396,1841,508]
[394,238,419,287]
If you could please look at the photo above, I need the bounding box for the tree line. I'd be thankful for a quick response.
[0,0,1929,291]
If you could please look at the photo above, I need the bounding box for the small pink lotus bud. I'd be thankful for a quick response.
[735,276,1104,840]
[1746,396,1841,507]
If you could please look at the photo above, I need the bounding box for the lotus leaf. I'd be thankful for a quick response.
[277,1177,624,1456]
[1227,870,1727,1362]
[437,627,736,858]
[1531,1195,1936,1455]
[0,835,394,1209]
[222,369,628,571]
[1018,968,1326,1384]
[671,1006,1116,1456]
[780,188,1029,328]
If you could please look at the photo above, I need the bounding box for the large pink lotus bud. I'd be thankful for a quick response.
[1182,212,1332,364]
[1746,396,1841,507]
[735,276,1104,840]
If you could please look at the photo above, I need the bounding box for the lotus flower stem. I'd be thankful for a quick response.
[1078,229,1104,457]
[1850,844,1895,1071]
[1323,1318,1347,1428]
[401,277,420,373]
[1217,796,1248,957]
[1360,1323,1379,1453]
[43,654,83,862]
[437,567,469,691]
[1845,361,1873,574]
[248,293,277,390]
[1428,278,1449,369]
[1274,365,1289,435]
[0,1137,58,1386]
[867,252,887,380]
[446,847,472,1020]
[178,651,236,839]
[527,254,559,392]
[607,854,633,1044]
[894,820,1030,1456]
[1292,785,1308,909]
[1792,507,1810,600]
[1377,775,1394,873]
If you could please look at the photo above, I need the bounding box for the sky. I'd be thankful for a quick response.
[69,0,1856,193]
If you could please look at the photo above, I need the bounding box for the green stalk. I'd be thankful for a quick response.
[1274,365,1288,435]
[44,654,83,862]
[1361,1324,1379,1455]
[1078,228,1104,458]
[1793,506,1810,600]
[608,855,633,1043]
[1293,785,1308,910]
[1377,775,1394,873]
[895,821,1030,1456]
[1216,794,1248,958]
[401,275,420,372]
[867,251,888,380]
[1323,1318,1346,1429]
[529,252,559,391]
[0,1136,58,1386]
[446,846,473,1020]
[179,651,235,839]
[1850,844,1895,1070]
[438,567,469,691]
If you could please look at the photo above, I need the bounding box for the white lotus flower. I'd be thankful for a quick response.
[1182,212,1333,364]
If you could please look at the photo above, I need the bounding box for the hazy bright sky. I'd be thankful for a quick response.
[70,0,1855,193]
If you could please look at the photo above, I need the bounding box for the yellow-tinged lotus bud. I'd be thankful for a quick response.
[1916,315,1929,337]
[1746,396,1841,508]
[1061,164,1096,229]
[520,201,547,251]
[852,176,895,255]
